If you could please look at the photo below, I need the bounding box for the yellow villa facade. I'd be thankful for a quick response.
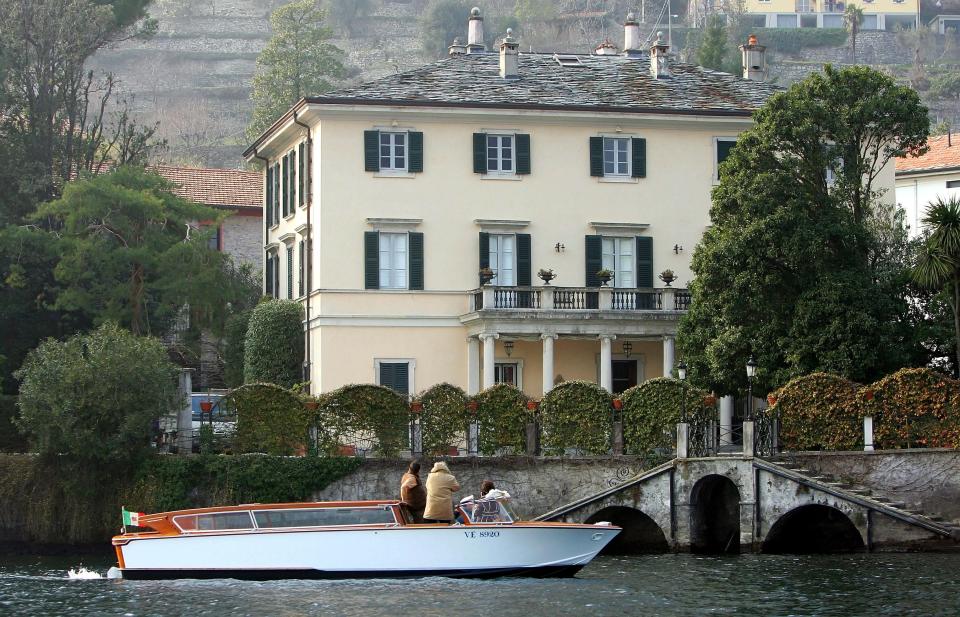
[731,0,918,30]
[244,12,780,400]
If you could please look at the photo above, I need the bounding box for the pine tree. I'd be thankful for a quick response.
[698,16,727,71]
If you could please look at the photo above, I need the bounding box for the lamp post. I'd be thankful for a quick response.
[678,360,688,422]
[746,354,757,421]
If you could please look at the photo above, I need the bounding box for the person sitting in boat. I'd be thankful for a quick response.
[479,479,495,498]
[399,460,427,523]
[423,461,460,524]
[472,488,511,523]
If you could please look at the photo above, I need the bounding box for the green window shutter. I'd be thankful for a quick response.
[364,231,379,290]
[516,233,531,286]
[282,155,289,217]
[290,149,297,210]
[273,257,280,297]
[589,136,604,177]
[265,166,273,227]
[478,231,490,270]
[286,245,294,299]
[473,133,487,174]
[636,236,653,288]
[717,140,735,167]
[409,232,424,290]
[516,134,531,175]
[585,235,602,287]
[379,362,409,395]
[408,131,424,173]
[364,130,380,172]
[298,142,306,206]
[298,240,305,297]
[631,138,646,178]
[273,163,280,223]
[265,254,273,297]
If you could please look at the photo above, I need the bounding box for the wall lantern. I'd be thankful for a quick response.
[677,360,687,381]
[504,340,514,357]
[622,341,633,358]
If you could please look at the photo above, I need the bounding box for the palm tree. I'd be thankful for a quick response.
[845,4,864,64]
[913,196,960,374]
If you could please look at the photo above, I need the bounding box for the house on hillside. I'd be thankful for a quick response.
[690,0,918,30]
[243,9,780,430]
[896,133,960,237]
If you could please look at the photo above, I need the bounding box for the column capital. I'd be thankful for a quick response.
[598,334,617,342]
[540,333,558,341]
[479,332,500,341]
[466,335,480,343]
[662,334,675,342]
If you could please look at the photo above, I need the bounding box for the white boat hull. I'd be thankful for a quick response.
[118,524,619,580]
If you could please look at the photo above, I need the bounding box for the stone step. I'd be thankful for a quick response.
[927,515,945,522]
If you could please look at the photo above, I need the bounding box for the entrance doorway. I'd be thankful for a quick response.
[612,360,638,394]
[690,474,741,554]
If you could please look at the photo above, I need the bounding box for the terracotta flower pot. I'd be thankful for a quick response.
[337,444,356,456]
[612,398,623,410]
[410,401,423,413]
[526,400,538,411]
[704,395,717,407]
[766,394,777,407]
[304,400,319,411]
[863,389,875,402]
[200,401,213,413]
[466,401,479,412]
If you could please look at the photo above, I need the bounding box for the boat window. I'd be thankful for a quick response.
[173,511,254,532]
[459,500,514,524]
[253,507,397,528]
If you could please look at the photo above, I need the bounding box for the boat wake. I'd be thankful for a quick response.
[67,567,102,579]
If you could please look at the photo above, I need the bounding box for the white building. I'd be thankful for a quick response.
[896,133,960,237]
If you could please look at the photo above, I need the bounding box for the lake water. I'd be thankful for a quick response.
[2,553,959,616]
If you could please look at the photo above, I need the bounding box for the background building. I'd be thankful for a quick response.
[896,133,960,237]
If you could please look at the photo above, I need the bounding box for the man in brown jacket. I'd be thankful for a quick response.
[399,460,427,523]
[423,461,460,523]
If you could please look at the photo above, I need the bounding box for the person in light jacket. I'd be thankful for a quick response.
[423,461,460,524]
[399,460,427,523]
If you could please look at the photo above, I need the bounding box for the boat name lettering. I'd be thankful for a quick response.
[463,530,500,538]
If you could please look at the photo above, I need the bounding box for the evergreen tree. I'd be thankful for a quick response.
[698,15,727,71]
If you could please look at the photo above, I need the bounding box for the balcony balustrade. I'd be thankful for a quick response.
[469,286,690,313]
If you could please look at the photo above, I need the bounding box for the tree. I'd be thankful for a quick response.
[15,322,180,462]
[913,197,960,375]
[844,4,864,65]
[698,15,727,71]
[244,300,305,388]
[324,0,373,35]
[420,0,472,58]
[247,0,344,140]
[677,66,930,395]
[36,166,246,336]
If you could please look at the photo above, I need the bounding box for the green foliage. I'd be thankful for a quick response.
[930,73,960,100]
[420,0,472,57]
[698,16,727,71]
[539,381,612,456]
[770,373,862,450]
[321,384,410,457]
[223,308,253,388]
[324,0,373,35]
[867,368,960,448]
[243,300,305,388]
[845,4,865,64]
[678,65,930,395]
[0,395,27,452]
[15,323,180,463]
[620,378,712,456]
[417,383,467,455]
[248,0,344,140]
[473,383,531,455]
[229,383,311,455]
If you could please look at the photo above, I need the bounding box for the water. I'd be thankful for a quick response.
[2,553,960,616]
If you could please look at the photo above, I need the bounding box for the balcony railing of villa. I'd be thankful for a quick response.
[469,286,691,313]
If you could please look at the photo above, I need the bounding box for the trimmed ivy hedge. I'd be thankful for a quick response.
[539,381,613,455]
[243,300,304,388]
[417,383,467,455]
[770,373,862,451]
[866,368,960,449]
[620,378,712,456]
[229,383,311,456]
[473,383,531,455]
[321,384,410,457]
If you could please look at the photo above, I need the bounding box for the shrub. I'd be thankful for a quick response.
[417,383,467,455]
[229,383,311,455]
[473,383,531,455]
[620,378,712,456]
[866,368,960,449]
[223,308,252,388]
[243,300,304,388]
[539,381,613,455]
[0,395,27,453]
[15,323,180,463]
[770,373,862,450]
[321,384,410,457]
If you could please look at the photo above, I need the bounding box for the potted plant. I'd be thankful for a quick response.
[526,399,539,411]
[612,398,623,410]
[704,394,717,407]
[466,400,479,412]
[410,400,423,413]
[479,267,495,286]
[659,269,677,287]
[538,268,556,285]
[596,269,613,286]
[766,394,777,407]
[200,400,213,413]
[304,399,319,411]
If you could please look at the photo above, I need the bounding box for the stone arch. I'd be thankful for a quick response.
[689,474,741,554]
[762,504,865,554]
[585,506,669,554]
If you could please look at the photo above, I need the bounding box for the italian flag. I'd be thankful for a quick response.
[122,508,145,527]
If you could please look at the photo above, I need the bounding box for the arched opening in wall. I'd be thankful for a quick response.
[689,474,741,554]
[762,504,865,554]
[585,506,669,554]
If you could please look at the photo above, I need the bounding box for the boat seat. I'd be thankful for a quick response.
[472,499,502,523]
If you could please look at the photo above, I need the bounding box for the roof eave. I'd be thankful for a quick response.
[242,98,309,161]
[896,165,960,177]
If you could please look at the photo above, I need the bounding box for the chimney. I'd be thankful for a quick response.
[739,34,767,81]
[594,39,618,56]
[448,37,466,56]
[623,12,641,57]
[650,32,670,79]
[467,7,485,54]
[499,28,519,79]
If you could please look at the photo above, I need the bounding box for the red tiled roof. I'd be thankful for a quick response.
[153,165,262,211]
[896,134,960,174]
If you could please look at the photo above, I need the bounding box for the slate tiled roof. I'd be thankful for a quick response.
[153,165,262,211]
[896,134,960,175]
[306,52,779,116]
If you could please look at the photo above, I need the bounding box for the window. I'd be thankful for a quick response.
[272,162,280,224]
[603,137,630,177]
[298,239,305,297]
[946,180,960,189]
[378,360,411,395]
[380,132,407,172]
[254,507,396,528]
[174,511,254,532]
[206,224,221,251]
[379,232,408,289]
[265,253,274,297]
[286,244,294,299]
[715,138,737,182]
[494,362,520,387]
[487,135,514,173]
[602,237,634,288]
[488,234,515,286]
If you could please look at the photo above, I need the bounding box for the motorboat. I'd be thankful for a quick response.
[111,497,620,580]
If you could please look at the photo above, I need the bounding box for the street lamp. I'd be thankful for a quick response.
[678,360,688,422]
[746,355,757,421]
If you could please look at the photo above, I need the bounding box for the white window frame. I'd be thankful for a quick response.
[486,134,516,176]
[603,136,631,179]
[714,137,738,184]
[601,236,635,289]
[494,359,523,389]
[379,131,408,174]
[378,232,408,290]
[374,358,416,397]
[488,233,516,287]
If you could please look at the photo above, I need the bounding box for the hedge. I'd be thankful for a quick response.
[417,383,467,455]
[223,308,252,388]
[0,395,27,453]
[865,368,960,449]
[243,300,304,388]
[770,373,862,451]
[539,381,613,455]
[620,378,713,456]
[473,383,531,455]
[321,384,410,457]
[229,383,311,455]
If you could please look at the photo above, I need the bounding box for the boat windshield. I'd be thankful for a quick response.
[458,499,515,524]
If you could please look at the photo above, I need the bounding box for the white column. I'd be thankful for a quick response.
[719,395,734,446]
[599,334,615,392]
[864,416,875,452]
[467,337,480,395]
[541,334,557,395]
[663,336,675,378]
[480,333,498,390]
[176,368,193,455]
